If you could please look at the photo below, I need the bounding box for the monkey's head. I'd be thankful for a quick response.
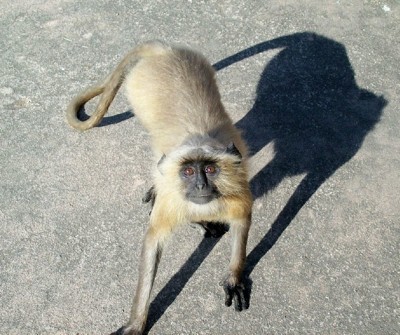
[157,139,248,207]
[178,156,221,204]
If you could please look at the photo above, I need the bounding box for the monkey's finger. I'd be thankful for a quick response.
[233,285,248,311]
[112,326,126,335]
[233,290,242,311]
[142,191,152,203]
[223,285,233,307]
[239,286,249,310]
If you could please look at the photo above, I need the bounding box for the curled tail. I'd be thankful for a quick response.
[66,40,170,131]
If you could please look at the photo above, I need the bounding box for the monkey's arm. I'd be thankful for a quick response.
[116,225,162,335]
[116,195,179,335]
[221,214,251,311]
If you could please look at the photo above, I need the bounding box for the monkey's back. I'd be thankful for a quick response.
[125,45,238,155]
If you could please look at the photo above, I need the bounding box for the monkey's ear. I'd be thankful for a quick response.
[157,154,166,173]
[226,142,242,160]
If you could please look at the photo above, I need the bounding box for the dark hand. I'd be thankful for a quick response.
[221,280,248,311]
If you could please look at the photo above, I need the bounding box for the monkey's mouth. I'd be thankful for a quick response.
[188,195,215,205]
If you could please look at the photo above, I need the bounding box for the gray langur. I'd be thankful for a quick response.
[66,41,253,335]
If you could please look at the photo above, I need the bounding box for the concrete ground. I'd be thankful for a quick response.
[1,0,399,334]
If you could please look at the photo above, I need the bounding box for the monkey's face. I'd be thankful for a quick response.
[156,142,247,209]
[179,160,221,204]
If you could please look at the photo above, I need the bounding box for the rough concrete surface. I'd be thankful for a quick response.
[1,0,399,334]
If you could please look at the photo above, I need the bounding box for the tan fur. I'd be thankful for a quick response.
[66,41,252,335]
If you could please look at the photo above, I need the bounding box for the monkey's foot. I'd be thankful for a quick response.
[142,186,156,204]
[197,221,229,238]
[220,279,248,311]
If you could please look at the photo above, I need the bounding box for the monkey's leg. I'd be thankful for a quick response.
[117,227,163,335]
[221,216,251,311]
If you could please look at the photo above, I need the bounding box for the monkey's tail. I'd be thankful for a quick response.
[66,40,169,131]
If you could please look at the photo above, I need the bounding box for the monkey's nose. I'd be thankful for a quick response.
[196,183,206,190]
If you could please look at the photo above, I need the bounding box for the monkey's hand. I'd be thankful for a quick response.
[142,186,156,215]
[142,185,156,204]
[220,276,248,311]
[111,325,142,335]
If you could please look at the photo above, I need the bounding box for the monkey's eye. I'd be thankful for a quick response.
[204,165,217,174]
[183,167,195,177]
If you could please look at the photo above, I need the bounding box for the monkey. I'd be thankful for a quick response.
[66,41,253,335]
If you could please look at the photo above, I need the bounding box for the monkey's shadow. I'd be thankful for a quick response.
[141,32,386,333]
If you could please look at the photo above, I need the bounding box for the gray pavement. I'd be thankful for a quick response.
[1,1,399,334]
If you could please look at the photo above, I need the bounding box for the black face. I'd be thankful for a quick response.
[180,160,221,204]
